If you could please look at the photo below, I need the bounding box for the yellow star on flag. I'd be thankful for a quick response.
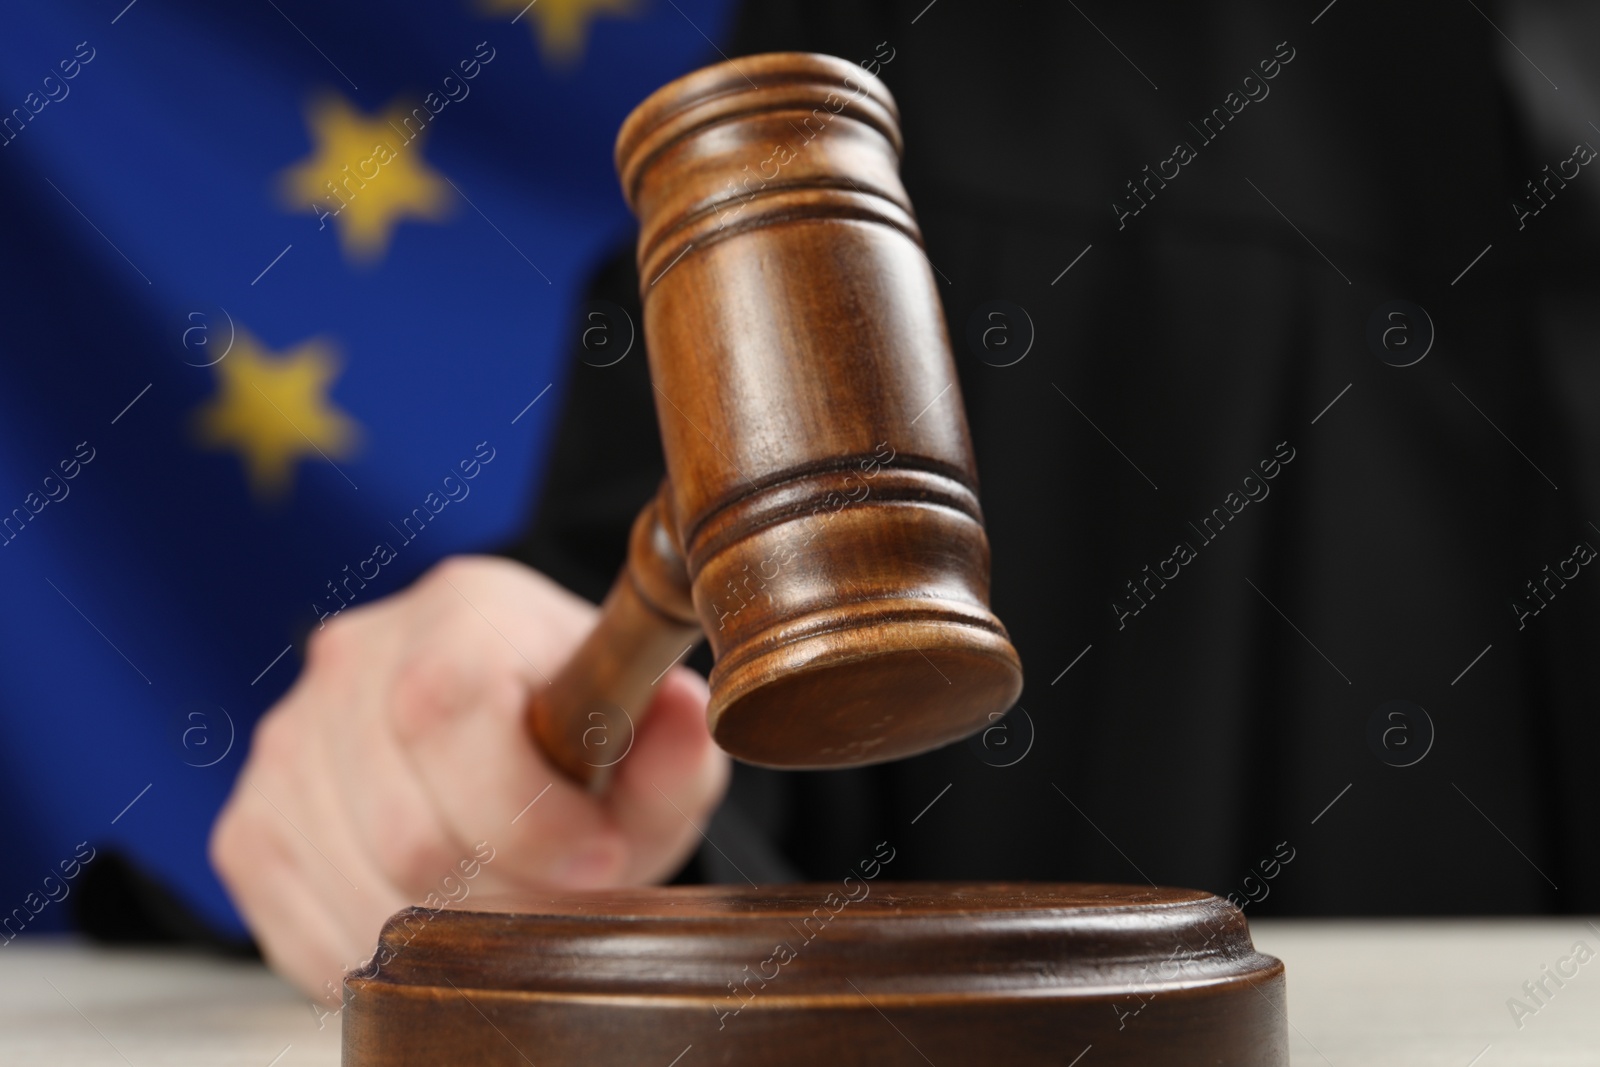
[278,95,453,262]
[193,330,361,501]
[479,0,636,66]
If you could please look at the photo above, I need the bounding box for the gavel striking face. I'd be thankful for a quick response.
[528,53,1023,785]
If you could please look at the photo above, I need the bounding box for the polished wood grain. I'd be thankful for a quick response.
[525,52,1023,786]
[527,483,699,787]
[434,54,1287,1067]
[343,883,1287,1066]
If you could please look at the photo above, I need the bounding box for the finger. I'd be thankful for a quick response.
[229,711,412,967]
[387,568,629,888]
[232,848,368,1003]
[395,659,629,889]
[211,787,394,1003]
[311,618,486,902]
[606,665,730,884]
[327,714,470,901]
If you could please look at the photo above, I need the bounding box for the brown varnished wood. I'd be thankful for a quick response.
[526,51,1023,786]
[526,482,699,789]
[343,883,1288,1065]
[402,55,1291,1067]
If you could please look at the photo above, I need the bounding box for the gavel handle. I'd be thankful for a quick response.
[525,484,703,791]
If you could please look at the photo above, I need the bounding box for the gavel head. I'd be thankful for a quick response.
[614,53,1022,769]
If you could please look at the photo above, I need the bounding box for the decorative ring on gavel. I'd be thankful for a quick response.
[526,53,1023,789]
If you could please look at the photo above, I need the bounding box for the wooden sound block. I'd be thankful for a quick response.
[342,883,1287,1066]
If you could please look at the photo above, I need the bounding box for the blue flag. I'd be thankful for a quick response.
[0,0,734,939]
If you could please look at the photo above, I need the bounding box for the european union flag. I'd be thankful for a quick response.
[0,0,735,940]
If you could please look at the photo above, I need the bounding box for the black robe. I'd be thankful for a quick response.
[509,0,1600,916]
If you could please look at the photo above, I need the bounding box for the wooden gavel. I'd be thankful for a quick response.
[349,57,1288,1067]
[526,53,1023,787]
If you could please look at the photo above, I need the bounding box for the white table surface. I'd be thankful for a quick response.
[1,920,1596,1065]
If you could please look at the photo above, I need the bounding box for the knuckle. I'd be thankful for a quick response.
[389,653,476,741]
[304,614,359,672]
[420,556,478,598]
[209,795,277,886]
[247,708,302,768]
[208,806,243,882]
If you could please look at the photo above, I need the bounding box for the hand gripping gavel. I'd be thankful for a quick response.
[526,53,1023,787]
